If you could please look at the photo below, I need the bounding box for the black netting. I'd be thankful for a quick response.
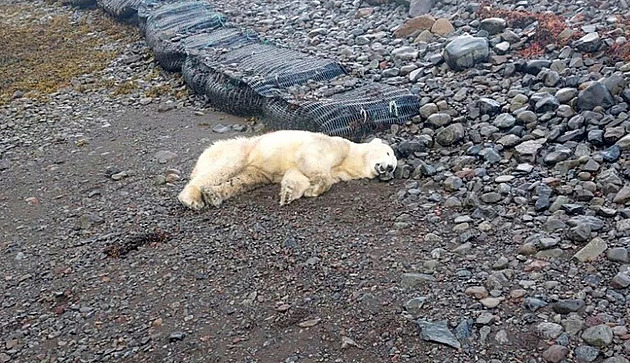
[182,43,347,116]
[97,0,142,20]
[142,1,227,71]
[63,0,97,7]
[204,43,347,97]
[152,27,258,72]
[263,84,420,139]
[182,56,264,116]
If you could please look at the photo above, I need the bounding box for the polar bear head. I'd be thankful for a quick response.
[363,138,397,178]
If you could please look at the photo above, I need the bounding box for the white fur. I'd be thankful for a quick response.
[178,130,397,210]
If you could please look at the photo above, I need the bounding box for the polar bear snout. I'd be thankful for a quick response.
[375,162,395,175]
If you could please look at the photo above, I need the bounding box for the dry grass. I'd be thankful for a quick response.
[0,2,140,104]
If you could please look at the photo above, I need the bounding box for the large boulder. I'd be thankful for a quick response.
[443,36,489,70]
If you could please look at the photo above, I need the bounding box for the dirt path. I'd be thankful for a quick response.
[1,101,435,362]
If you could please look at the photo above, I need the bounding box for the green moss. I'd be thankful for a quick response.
[0,3,140,104]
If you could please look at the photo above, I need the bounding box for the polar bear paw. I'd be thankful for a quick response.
[178,186,205,211]
[201,186,223,207]
[280,182,298,206]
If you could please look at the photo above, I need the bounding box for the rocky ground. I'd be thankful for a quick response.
[1,0,630,362]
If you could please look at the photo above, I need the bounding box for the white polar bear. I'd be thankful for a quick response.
[177,130,397,210]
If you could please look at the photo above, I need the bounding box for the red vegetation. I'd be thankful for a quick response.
[476,4,583,58]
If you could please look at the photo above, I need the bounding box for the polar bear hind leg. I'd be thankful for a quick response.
[201,166,270,206]
[178,138,249,210]
[279,168,311,205]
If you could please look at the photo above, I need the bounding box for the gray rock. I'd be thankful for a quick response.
[573,238,608,262]
[419,103,438,118]
[480,148,501,163]
[212,124,231,133]
[0,159,10,171]
[535,184,552,211]
[435,123,465,146]
[552,299,585,314]
[611,271,630,288]
[581,324,613,347]
[613,185,630,204]
[404,297,427,316]
[155,150,177,164]
[567,224,591,243]
[523,297,548,311]
[427,113,452,127]
[575,32,601,52]
[401,273,436,288]
[495,329,509,344]
[588,129,605,145]
[525,60,551,75]
[562,316,585,336]
[476,312,494,325]
[392,46,418,60]
[497,134,521,147]
[603,357,630,363]
[157,101,176,112]
[556,87,578,103]
[479,18,507,35]
[454,319,474,340]
[534,94,560,113]
[443,36,489,70]
[169,331,186,342]
[493,113,516,129]
[578,82,615,111]
[537,322,564,339]
[478,97,501,115]
[515,139,545,161]
[409,0,435,17]
[575,345,600,362]
[607,247,629,263]
[567,216,604,231]
[397,140,427,158]
[443,176,463,191]
[542,345,569,363]
[416,320,461,349]
[481,192,501,204]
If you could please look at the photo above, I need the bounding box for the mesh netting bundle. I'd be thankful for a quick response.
[182,55,264,116]
[142,1,227,71]
[151,27,258,72]
[138,0,209,34]
[263,83,420,139]
[182,43,347,116]
[63,0,97,7]
[206,43,347,97]
[97,0,143,21]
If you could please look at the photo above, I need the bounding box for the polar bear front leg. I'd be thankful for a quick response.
[280,168,311,206]
[304,173,334,197]
[202,166,269,206]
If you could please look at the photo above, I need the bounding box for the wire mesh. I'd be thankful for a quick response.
[181,43,347,117]
[97,0,142,20]
[141,0,228,71]
[63,0,97,7]
[263,83,420,139]
[182,56,264,116]
[151,27,258,72]
[204,43,347,97]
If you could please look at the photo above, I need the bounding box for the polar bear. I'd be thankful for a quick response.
[177,130,397,210]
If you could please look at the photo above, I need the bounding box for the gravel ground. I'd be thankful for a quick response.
[2,0,630,362]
